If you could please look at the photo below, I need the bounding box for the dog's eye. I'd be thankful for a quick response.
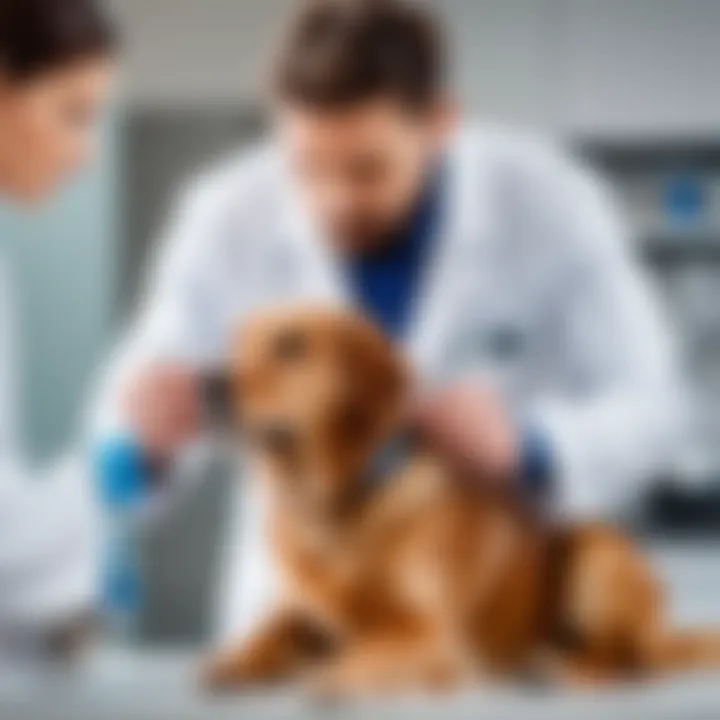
[274,331,308,362]
[253,424,298,456]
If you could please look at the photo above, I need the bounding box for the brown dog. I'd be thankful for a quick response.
[204,305,720,696]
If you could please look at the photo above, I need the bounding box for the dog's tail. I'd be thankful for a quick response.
[644,628,720,673]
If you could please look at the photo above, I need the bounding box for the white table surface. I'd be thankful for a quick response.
[2,541,720,720]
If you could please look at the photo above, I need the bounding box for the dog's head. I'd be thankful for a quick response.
[231,306,409,514]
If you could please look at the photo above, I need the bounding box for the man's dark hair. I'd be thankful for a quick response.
[273,0,446,112]
[0,0,117,81]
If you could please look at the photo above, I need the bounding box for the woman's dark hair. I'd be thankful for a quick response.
[0,0,116,81]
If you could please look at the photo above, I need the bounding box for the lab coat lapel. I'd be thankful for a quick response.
[278,168,349,306]
[407,131,495,381]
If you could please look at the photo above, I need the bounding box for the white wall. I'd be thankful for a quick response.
[560,0,720,137]
[438,0,562,130]
[110,0,720,138]
[109,0,296,106]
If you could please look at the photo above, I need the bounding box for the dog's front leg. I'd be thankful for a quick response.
[203,608,336,691]
[307,628,473,698]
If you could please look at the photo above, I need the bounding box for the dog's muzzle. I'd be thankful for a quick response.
[199,369,237,429]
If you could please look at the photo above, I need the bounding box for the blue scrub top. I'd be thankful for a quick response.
[345,172,442,340]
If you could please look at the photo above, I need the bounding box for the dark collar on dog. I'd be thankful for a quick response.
[357,429,417,499]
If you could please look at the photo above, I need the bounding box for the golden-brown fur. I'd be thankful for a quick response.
[203,306,720,696]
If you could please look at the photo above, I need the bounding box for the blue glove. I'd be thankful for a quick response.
[95,435,149,510]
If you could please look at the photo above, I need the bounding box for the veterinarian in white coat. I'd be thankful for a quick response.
[95,1,681,640]
[0,0,116,646]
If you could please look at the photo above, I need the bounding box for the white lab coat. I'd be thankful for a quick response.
[0,263,98,634]
[95,126,681,640]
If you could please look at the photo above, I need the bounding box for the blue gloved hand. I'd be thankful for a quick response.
[95,435,149,510]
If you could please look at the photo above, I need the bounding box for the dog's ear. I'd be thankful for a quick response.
[338,316,409,417]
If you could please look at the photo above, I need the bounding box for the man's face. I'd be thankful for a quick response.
[277,98,453,252]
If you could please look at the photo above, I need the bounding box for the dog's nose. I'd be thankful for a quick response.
[255,424,298,456]
[200,370,236,427]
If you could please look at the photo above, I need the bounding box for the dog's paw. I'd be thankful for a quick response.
[304,650,471,700]
[200,652,251,693]
[304,660,391,703]
[304,666,358,704]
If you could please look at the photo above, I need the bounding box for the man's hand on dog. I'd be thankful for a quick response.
[123,364,522,486]
[122,363,201,458]
[414,383,520,484]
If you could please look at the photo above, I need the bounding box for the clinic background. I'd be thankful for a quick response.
[3,0,720,641]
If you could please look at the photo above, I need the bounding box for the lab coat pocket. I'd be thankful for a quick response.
[442,304,533,401]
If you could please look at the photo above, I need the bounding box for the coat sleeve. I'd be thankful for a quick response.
[0,456,100,628]
[88,172,248,510]
[527,159,684,519]
[0,265,99,629]
[92,179,233,436]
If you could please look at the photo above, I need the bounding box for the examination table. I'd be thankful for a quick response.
[1,542,720,720]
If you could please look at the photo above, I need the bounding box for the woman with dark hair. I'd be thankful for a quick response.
[0,0,116,652]
[0,0,116,198]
